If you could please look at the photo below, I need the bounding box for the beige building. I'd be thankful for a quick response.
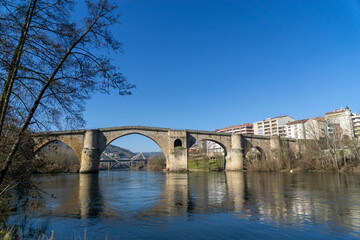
[325,107,354,138]
[304,118,327,139]
[254,115,295,137]
[216,123,253,135]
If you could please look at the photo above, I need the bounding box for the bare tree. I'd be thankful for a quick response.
[0,0,135,185]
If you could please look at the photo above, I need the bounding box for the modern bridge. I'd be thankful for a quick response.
[32,126,303,173]
[100,152,148,169]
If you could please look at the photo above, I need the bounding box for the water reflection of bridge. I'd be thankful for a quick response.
[50,172,360,234]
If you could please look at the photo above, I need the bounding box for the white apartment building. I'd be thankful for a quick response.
[206,141,224,154]
[284,119,307,139]
[352,114,360,140]
[325,107,354,138]
[285,118,328,140]
[253,115,295,137]
[189,141,224,154]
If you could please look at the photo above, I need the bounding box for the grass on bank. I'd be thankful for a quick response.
[188,157,224,171]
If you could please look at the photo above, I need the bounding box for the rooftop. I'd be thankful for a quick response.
[216,123,253,132]
[286,119,308,125]
[325,107,351,115]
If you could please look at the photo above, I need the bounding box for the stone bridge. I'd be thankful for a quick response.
[32,126,301,173]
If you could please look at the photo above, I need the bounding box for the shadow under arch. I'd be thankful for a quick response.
[244,143,266,168]
[99,132,168,163]
[34,139,81,163]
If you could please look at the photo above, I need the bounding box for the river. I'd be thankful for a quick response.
[6,171,360,239]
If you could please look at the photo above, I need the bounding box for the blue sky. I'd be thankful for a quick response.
[82,0,360,152]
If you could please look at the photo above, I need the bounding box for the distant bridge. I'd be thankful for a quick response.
[31,126,303,173]
[100,152,148,169]
[101,152,147,162]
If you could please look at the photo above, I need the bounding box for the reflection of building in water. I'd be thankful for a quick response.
[243,172,360,233]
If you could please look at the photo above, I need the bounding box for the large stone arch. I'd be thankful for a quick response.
[98,128,170,161]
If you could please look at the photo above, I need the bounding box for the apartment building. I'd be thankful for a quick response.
[205,141,224,154]
[189,141,224,156]
[284,119,307,139]
[352,114,360,140]
[216,123,254,135]
[253,115,295,137]
[285,118,333,139]
[304,118,327,139]
[327,123,343,139]
[285,118,327,139]
[325,107,354,138]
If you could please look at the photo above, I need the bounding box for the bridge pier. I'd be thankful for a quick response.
[226,134,244,171]
[270,135,282,161]
[167,130,188,172]
[80,130,100,173]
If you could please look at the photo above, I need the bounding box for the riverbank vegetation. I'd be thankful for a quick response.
[188,157,225,171]
[245,137,360,172]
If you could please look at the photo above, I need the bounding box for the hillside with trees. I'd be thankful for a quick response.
[101,145,135,160]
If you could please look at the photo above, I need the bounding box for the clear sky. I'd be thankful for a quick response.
[82,0,360,152]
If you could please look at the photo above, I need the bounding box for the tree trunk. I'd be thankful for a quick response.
[0,0,38,137]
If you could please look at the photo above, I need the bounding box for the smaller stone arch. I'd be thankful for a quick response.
[245,146,266,161]
[243,141,267,170]
[34,137,82,162]
[33,139,81,173]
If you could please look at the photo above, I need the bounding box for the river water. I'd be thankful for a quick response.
[6,171,360,239]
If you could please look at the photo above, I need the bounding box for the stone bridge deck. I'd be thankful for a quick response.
[32,126,301,173]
